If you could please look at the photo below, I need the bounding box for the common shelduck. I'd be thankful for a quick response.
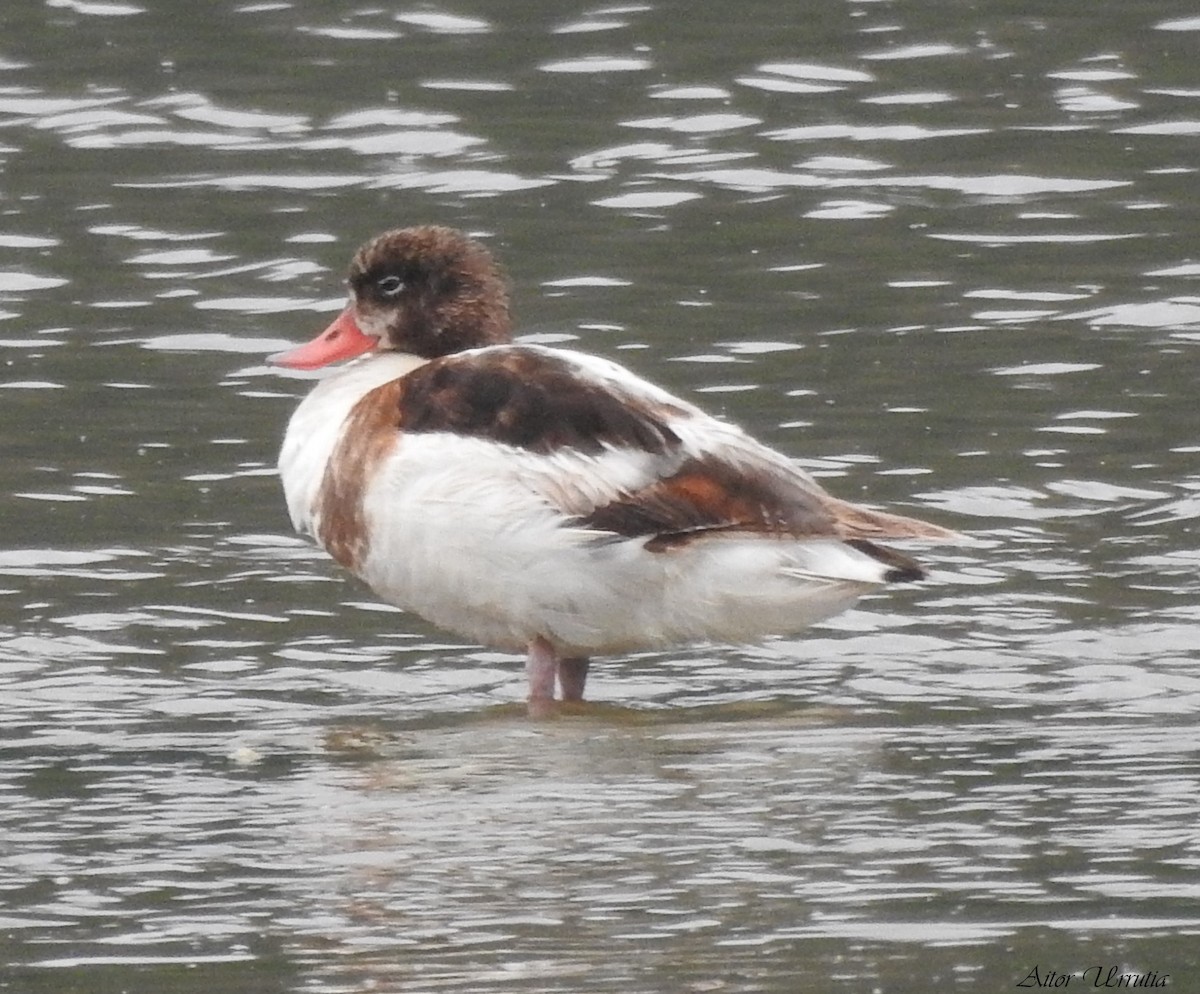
[272,225,958,712]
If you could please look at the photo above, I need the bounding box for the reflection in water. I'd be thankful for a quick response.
[2,0,1200,989]
[6,693,1199,992]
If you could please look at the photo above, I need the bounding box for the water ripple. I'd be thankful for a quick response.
[3,2,1200,989]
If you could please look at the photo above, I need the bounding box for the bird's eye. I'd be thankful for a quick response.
[376,275,405,297]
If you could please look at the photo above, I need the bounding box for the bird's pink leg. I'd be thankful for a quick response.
[557,657,590,702]
[526,637,558,714]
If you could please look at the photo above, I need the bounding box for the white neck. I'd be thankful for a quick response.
[278,351,428,534]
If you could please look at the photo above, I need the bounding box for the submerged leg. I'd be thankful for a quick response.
[526,637,558,713]
[557,656,590,702]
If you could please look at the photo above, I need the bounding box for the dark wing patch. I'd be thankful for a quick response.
[579,455,838,549]
[395,347,685,455]
[577,456,940,582]
[844,538,925,582]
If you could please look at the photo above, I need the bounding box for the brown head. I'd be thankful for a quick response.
[270,225,513,369]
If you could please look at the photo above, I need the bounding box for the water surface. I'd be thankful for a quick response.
[2,1,1199,990]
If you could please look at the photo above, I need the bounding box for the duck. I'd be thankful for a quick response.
[272,225,958,712]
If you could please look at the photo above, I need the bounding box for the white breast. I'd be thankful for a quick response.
[278,352,427,537]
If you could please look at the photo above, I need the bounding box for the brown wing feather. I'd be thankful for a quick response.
[579,455,838,548]
[395,346,687,455]
[576,450,959,582]
[824,499,962,542]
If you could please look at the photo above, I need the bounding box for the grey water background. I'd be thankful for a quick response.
[2,0,1199,991]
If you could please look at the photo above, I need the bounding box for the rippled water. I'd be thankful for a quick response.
[3,1,1200,991]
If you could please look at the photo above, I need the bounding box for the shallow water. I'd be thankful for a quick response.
[2,1,1200,991]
